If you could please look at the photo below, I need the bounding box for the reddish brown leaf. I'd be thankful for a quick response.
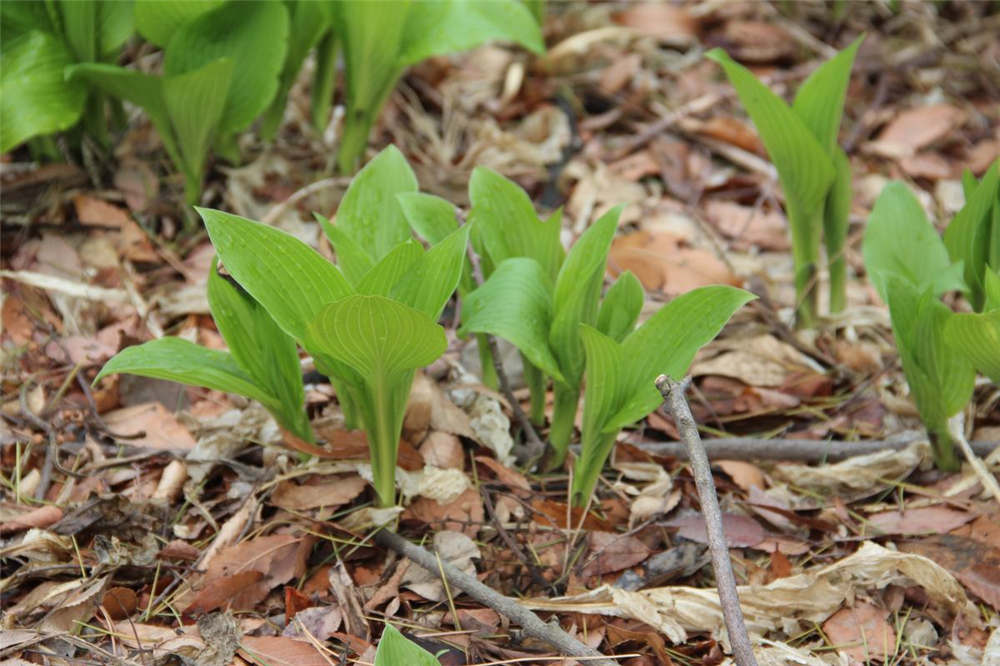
[822,602,896,662]
[284,586,312,622]
[666,513,765,548]
[404,488,485,537]
[530,498,612,531]
[101,403,196,450]
[867,507,976,536]
[184,570,266,617]
[271,476,367,511]
[0,505,63,534]
[581,532,652,578]
[900,535,1000,610]
[239,636,331,666]
[608,231,739,295]
[101,587,138,620]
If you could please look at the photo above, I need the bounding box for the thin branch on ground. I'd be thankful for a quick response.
[373,528,618,666]
[613,433,999,462]
[948,413,1000,505]
[466,247,546,465]
[656,375,758,666]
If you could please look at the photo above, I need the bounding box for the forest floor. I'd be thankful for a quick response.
[2,2,1000,665]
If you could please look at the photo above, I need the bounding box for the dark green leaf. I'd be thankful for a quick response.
[597,271,643,342]
[943,161,999,311]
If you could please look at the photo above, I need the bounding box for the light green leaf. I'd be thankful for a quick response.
[943,161,999,311]
[317,212,376,286]
[310,29,338,130]
[459,257,564,382]
[792,35,863,154]
[94,337,274,407]
[706,48,834,217]
[398,192,459,244]
[945,309,1000,384]
[356,240,424,296]
[164,0,289,135]
[399,0,544,66]
[335,145,420,275]
[375,625,440,666]
[198,208,353,342]
[207,257,310,440]
[597,270,643,342]
[824,147,852,313]
[134,0,221,46]
[985,270,1000,312]
[1,31,86,152]
[606,286,755,431]
[863,181,967,302]
[393,224,471,319]
[468,166,563,280]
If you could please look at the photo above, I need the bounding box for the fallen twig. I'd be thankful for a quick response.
[949,414,1000,505]
[656,376,758,666]
[373,528,618,665]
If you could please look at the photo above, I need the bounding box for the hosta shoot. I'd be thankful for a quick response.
[375,625,440,666]
[707,36,863,327]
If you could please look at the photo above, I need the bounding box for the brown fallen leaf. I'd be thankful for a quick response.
[531,498,612,531]
[101,586,138,620]
[822,602,896,663]
[404,487,485,537]
[704,200,789,251]
[900,534,1000,610]
[271,475,367,511]
[74,194,158,263]
[283,605,342,641]
[608,230,739,295]
[101,402,197,450]
[581,532,652,578]
[867,104,966,159]
[612,3,700,46]
[721,21,795,62]
[665,513,765,548]
[695,117,765,155]
[900,152,954,180]
[419,431,465,470]
[713,460,765,492]
[0,505,64,534]
[239,636,331,666]
[866,506,976,536]
[951,510,1000,549]
[184,570,267,617]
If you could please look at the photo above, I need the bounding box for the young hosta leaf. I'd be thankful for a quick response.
[207,259,310,440]
[198,208,352,342]
[317,213,375,286]
[375,625,440,666]
[392,224,472,319]
[863,181,967,302]
[356,240,424,297]
[945,310,1000,384]
[310,29,338,130]
[164,0,289,136]
[1,31,86,152]
[943,161,1000,311]
[94,337,274,409]
[605,286,756,432]
[706,48,834,216]
[791,35,863,155]
[397,192,459,244]
[984,270,1000,312]
[134,0,222,47]
[597,271,643,342]
[468,167,564,280]
[824,147,853,313]
[60,0,134,63]
[398,0,544,66]
[459,257,564,382]
[334,145,420,276]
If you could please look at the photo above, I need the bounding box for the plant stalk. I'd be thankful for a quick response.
[477,335,498,389]
[337,107,374,175]
[570,430,617,507]
[522,358,547,426]
[786,197,820,328]
[548,383,579,467]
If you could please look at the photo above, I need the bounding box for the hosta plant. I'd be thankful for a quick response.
[375,625,439,666]
[863,161,999,470]
[707,36,863,327]
[573,287,754,506]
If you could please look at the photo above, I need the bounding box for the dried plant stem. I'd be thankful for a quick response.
[656,376,758,666]
[373,528,617,665]
[948,413,1000,505]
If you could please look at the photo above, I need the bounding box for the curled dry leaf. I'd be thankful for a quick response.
[101,586,138,620]
[271,475,368,511]
[665,513,766,548]
[0,505,64,534]
[74,194,158,263]
[900,535,1000,610]
[822,602,896,663]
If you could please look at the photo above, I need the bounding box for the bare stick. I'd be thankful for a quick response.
[656,376,758,666]
[373,528,618,665]
[612,434,999,462]
[948,413,1000,505]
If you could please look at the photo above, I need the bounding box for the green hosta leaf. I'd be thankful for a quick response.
[1,2,55,38]
[468,167,564,280]
[392,224,471,319]
[317,212,375,286]
[335,145,419,276]
[549,206,621,386]
[207,258,310,440]
[356,240,424,296]
[984,270,1000,311]
[824,147,853,313]
[792,35,863,155]
[945,309,1000,384]
[398,0,544,66]
[60,0,134,63]
[310,29,337,130]
[863,181,967,302]
[198,208,352,342]
[375,625,440,666]
[706,48,834,216]
[398,192,459,244]
[459,257,564,382]
[1,31,86,152]
[94,337,273,408]
[605,286,755,431]
[164,0,289,135]
[597,270,643,342]
[134,0,222,46]
[943,161,999,311]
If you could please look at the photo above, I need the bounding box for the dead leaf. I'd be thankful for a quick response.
[102,402,197,450]
[419,431,465,470]
[239,636,331,666]
[714,460,765,491]
[721,21,794,62]
[101,586,138,620]
[608,230,739,295]
[951,510,1000,549]
[185,571,267,617]
[704,200,789,251]
[599,53,643,97]
[581,532,652,578]
[283,605,343,641]
[900,152,954,180]
[666,513,765,548]
[271,475,367,511]
[531,498,612,531]
[74,194,158,263]
[822,602,896,663]
[0,505,63,534]
[404,487,484,537]
[401,530,481,602]
[900,535,1000,610]
[612,3,699,46]
[692,334,819,388]
[866,506,976,536]
[867,104,966,159]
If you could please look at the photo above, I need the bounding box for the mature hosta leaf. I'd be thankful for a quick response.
[198,208,352,342]
[94,337,272,407]
[597,271,643,342]
[459,258,564,381]
[1,31,86,152]
[399,0,544,66]
[334,145,419,275]
[134,0,221,46]
[606,286,755,431]
[375,625,439,666]
[60,0,134,63]
[398,192,459,244]
[393,224,471,319]
[863,182,967,302]
[943,161,999,311]
[792,35,863,154]
[356,240,423,296]
[1,2,55,38]
[707,48,834,216]
[946,309,1000,384]
[468,167,564,280]
[164,0,289,135]
[207,258,309,439]
[550,206,621,386]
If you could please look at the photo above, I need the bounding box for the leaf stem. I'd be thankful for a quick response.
[548,383,579,467]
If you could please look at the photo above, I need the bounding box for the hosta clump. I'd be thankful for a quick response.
[97,146,467,507]
[863,160,1000,470]
[707,36,863,327]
